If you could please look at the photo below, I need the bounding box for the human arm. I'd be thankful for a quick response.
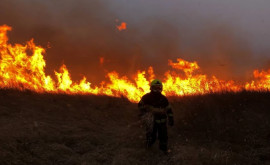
[138,97,152,117]
[165,104,174,126]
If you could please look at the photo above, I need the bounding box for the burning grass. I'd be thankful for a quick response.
[0,89,269,164]
[1,25,270,103]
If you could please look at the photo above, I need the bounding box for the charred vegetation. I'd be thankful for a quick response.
[0,89,269,164]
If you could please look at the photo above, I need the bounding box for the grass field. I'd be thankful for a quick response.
[0,89,269,165]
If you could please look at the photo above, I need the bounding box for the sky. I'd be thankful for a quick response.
[0,0,270,83]
[109,0,270,53]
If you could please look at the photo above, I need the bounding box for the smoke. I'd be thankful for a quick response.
[0,0,267,84]
[182,24,256,81]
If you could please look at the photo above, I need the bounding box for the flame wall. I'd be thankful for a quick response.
[1,25,270,103]
[1,0,269,85]
[1,0,270,102]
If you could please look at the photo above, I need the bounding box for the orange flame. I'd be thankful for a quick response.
[168,58,199,76]
[0,25,269,102]
[116,22,127,31]
[245,69,270,90]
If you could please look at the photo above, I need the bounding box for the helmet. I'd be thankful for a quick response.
[150,79,163,93]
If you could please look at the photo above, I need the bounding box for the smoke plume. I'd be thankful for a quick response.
[0,0,267,84]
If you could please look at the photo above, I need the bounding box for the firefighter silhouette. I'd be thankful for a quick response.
[138,79,174,153]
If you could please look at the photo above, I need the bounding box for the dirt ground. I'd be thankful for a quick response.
[0,89,269,165]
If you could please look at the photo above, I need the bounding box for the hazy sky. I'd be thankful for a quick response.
[109,0,270,52]
[0,0,270,82]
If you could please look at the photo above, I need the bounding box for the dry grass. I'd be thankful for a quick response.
[0,89,269,165]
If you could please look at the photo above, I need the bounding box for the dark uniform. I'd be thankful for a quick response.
[138,91,174,152]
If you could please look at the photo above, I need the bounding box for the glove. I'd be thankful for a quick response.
[168,117,174,126]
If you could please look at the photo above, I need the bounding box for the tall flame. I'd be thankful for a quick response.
[0,25,269,102]
[245,69,270,90]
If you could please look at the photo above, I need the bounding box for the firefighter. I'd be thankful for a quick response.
[138,79,174,153]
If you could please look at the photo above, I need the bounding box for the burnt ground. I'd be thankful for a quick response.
[0,89,269,165]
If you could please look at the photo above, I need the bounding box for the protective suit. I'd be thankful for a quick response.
[138,79,174,153]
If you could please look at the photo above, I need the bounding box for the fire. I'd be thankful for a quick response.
[168,58,199,76]
[0,25,270,102]
[163,59,241,96]
[245,69,270,90]
[116,22,127,31]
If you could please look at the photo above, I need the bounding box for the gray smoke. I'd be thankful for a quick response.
[0,0,269,84]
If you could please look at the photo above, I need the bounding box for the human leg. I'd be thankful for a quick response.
[157,122,168,152]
